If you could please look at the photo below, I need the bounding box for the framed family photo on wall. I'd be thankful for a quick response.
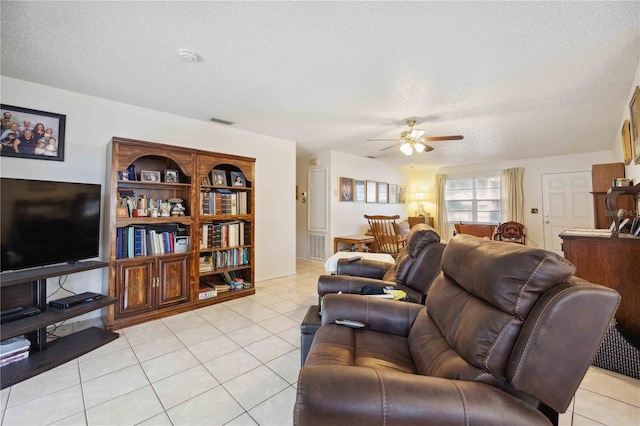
[0,104,66,161]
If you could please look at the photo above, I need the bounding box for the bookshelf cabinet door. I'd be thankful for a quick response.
[116,259,155,318]
[157,254,190,308]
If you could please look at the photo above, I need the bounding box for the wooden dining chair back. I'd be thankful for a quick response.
[365,214,407,258]
[494,221,526,245]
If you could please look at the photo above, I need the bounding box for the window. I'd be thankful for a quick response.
[445,175,501,223]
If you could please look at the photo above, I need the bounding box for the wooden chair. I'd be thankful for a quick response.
[365,214,407,258]
[453,222,497,239]
[494,221,526,244]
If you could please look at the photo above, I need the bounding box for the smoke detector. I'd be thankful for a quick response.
[178,49,199,62]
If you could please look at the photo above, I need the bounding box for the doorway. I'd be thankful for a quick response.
[541,171,593,253]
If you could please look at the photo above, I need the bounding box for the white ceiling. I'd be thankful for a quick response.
[1,1,639,168]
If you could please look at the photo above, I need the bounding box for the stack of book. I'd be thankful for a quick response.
[1,335,30,367]
[201,221,247,249]
[200,190,249,215]
[116,225,189,259]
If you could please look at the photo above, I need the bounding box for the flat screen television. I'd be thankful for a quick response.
[1,178,101,272]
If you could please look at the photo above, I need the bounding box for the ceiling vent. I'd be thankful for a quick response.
[209,117,234,126]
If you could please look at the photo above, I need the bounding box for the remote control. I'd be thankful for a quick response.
[334,319,365,328]
[348,256,363,262]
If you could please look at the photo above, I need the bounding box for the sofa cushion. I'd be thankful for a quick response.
[307,324,417,374]
[393,221,410,237]
[382,224,442,284]
[442,235,575,318]
[412,235,576,382]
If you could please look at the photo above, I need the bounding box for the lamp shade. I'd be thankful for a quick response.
[415,192,426,201]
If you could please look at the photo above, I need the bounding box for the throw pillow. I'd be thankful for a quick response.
[393,221,410,237]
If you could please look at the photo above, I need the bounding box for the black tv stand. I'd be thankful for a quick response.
[0,261,118,389]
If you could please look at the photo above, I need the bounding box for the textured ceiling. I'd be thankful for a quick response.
[1,1,639,167]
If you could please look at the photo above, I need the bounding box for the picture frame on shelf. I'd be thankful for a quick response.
[630,85,640,164]
[366,180,377,203]
[118,165,136,181]
[141,170,161,182]
[377,182,388,204]
[622,119,632,165]
[389,184,398,204]
[164,169,179,183]
[200,175,211,186]
[230,171,246,187]
[0,104,66,161]
[340,177,353,201]
[211,169,227,186]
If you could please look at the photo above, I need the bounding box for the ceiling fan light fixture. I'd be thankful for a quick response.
[400,142,413,155]
[414,143,426,153]
[409,129,426,139]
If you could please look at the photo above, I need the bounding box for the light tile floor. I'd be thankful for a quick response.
[1,259,639,425]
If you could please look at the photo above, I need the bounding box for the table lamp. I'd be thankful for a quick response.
[415,192,426,217]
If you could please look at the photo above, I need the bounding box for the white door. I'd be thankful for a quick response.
[308,168,329,260]
[542,171,593,253]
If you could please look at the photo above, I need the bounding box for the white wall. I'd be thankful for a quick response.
[1,77,297,318]
[617,60,640,187]
[296,150,408,259]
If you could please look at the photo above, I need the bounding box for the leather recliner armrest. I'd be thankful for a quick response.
[317,275,396,298]
[320,294,423,337]
[335,258,393,278]
[294,366,551,426]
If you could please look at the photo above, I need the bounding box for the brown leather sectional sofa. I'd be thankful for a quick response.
[295,235,620,425]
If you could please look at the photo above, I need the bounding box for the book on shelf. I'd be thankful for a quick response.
[116,223,188,259]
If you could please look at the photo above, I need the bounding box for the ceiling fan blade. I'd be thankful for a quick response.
[379,142,401,151]
[423,144,434,152]
[425,135,464,142]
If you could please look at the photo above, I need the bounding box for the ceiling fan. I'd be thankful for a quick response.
[369,119,464,155]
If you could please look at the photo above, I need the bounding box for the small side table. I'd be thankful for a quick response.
[408,216,434,228]
[333,235,375,253]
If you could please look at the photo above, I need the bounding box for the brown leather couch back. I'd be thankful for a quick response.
[409,235,618,412]
[381,224,445,302]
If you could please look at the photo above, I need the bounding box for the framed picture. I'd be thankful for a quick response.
[340,177,353,201]
[200,175,211,186]
[164,169,179,183]
[398,185,406,204]
[118,165,136,181]
[0,104,66,161]
[622,119,632,165]
[389,184,398,204]
[211,169,227,186]
[630,85,640,164]
[354,180,365,202]
[377,182,388,204]
[141,170,161,182]
[366,180,377,203]
[230,171,246,187]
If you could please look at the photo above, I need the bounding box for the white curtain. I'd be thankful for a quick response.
[435,174,448,238]
[501,167,524,223]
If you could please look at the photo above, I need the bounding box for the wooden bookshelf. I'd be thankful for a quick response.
[105,138,255,329]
